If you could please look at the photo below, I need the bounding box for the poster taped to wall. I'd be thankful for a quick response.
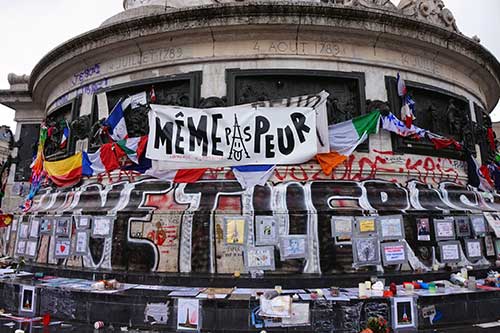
[484,213,500,237]
[147,105,318,168]
[279,235,307,260]
[245,246,275,271]
[255,216,278,246]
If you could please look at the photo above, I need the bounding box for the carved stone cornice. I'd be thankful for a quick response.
[27,2,500,112]
[398,0,459,33]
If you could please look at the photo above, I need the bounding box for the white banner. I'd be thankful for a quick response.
[146,105,318,168]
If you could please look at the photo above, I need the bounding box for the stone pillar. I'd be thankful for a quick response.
[0,74,45,212]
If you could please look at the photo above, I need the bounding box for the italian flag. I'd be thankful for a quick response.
[317,111,381,175]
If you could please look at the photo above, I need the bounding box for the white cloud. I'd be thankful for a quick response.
[0,0,499,133]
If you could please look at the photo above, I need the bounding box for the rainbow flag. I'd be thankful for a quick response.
[44,152,83,187]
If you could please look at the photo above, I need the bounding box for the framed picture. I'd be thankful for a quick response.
[334,235,352,246]
[454,216,471,237]
[464,239,483,260]
[75,215,92,230]
[433,218,455,241]
[29,217,40,239]
[438,241,461,263]
[91,216,113,238]
[74,231,89,256]
[16,239,27,256]
[279,235,307,260]
[484,213,500,237]
[25,240,38,258]
[19,223,29,239]
[19,285,36,316]
[381,241,407,266]
[484,236,495,257]
[355,217,377,235]
[416,218,431,241]
[55,217,71,237]
[245,246,275,271]
[495,239,500,256]
[54,238,71,258]
[177,298,200,331]
[331,216,353,237]
[255,216,278,246]
[470,215,487,236]
[11,215,19,232]
[223,216,248,246]
[391,297,417,329]
[40,216,54,235]
[377,215,405,240]
[353,237,380,266]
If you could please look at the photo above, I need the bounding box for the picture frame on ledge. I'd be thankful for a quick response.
[433,218,456,241]
[464,238,483,261]
[380,241,407,266]
[438,241,461,263]
[255,216,278,246]
[377,215,405,241]
[353,237,380,267]
[454,216,471,237]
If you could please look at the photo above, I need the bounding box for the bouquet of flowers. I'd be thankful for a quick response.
[360,316,390,333]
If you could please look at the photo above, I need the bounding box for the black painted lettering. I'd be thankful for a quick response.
[154,117,173,154]
[188,116,208,156]
[211,114,223,156]
[254,116,270,154]
[291,113,310,143]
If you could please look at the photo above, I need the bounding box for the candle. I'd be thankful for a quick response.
[461,268,468,280]
[365,281,372,290]
[359,283,367,298]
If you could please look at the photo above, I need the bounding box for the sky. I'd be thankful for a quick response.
[0,0,499,134]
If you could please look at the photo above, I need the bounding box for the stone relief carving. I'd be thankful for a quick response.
[321,0,397,11]
[398,0,459,33]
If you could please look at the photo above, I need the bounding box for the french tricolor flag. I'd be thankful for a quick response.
[397,73,407,97]
[232,165,275,189]
[104,97,131,141]
[60,124,69,149]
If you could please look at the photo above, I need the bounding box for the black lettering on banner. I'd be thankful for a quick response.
[211,114,223,156]
[254,116,270,154]
[265,135,275,158]
[188,116,208,156]
[154,117,174,154]
[290,113,310,143]
[175,119,185,154]
[243,126,252,142]
[277,126,294,155]
[225,127,232,146]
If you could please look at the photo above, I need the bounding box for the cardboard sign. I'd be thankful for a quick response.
[147,105,318,168]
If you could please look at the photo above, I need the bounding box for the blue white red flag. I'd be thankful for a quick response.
[381,113,426,139]
[104,97,131,141]
[401,95,416,128]
[60,123,69,149]
[232,165,275,189]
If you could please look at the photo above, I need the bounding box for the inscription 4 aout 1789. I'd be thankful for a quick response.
[253,40,343,56]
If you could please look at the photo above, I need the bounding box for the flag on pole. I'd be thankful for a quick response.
[60,122,70,149]
[115,136,148,164]
[317,111,381,175]
[104,97,131,141]
[397,73,407,97]
[487,128,496,151]
[466,150,493,192]
[401,95,416,128]
[232,165,275,189]
[150,85,157,103]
